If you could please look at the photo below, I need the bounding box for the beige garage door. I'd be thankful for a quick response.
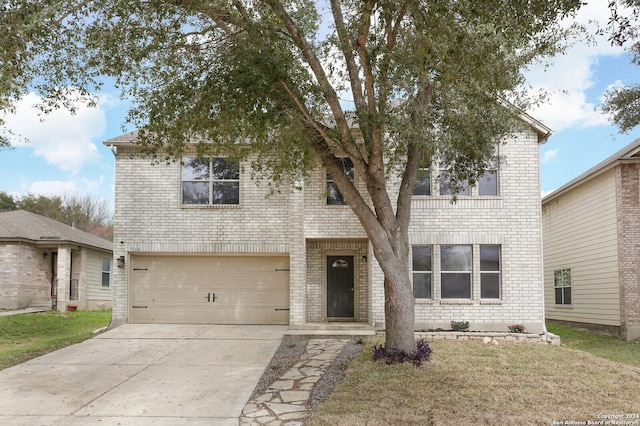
[130,255,290,324]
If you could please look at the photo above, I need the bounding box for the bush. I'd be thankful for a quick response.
[451,321,470,332]
[508,324,526,333]
[373,338,432,366]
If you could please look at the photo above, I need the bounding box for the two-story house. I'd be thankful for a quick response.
[542,138,640,341]
[105,114,551,333]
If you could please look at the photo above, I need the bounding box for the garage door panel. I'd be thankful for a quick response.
[130,255,290,324]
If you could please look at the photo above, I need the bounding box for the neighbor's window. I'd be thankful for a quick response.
[327,158,355,205]
[412,246,432,299]
[101,256,111,288]
[413,167,431,196]
[440,245,472,298]
[439,169,470,196]
[182,157,240,205]
[478,145,499,196]
[554,268,572,305]
[480,245,500,298]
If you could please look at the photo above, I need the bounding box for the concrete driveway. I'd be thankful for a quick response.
[0,324,286,425]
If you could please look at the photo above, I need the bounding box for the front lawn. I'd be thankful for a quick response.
[547,323,640,367]
[0,310,112,370]
[308,338,640,425]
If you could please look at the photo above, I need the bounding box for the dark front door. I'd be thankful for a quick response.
[327,256,354,318]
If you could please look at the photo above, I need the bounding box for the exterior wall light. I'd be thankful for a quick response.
[117,255,125,268]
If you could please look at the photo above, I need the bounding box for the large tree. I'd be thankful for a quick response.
[0,0,581,352]
[602,0,640,132]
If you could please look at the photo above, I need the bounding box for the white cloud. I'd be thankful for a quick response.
[23,180,79,197]
[21,175,109,199]
[541,148,559,164]
[3,91,107,174]
[525,2,628,131]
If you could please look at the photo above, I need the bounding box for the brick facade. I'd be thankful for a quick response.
[0,210,113,311]
[616,163,640,340]
[109,128,546,332]
[0,243,50,309]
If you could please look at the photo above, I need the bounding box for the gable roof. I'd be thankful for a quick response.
[104,131,138,144]
[103,109,554,148]
[0,210,113,252]
[542,138,640,203]
[516,110,553,144]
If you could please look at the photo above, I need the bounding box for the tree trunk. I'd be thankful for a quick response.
[380,260,416,353]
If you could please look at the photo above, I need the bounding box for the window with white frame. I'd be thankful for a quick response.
[101,256,111,288]
[182,157,240,205]
[478,144,499,196]
[412,246,432,299]
[439,170,470,196]
[480,245,500,298]
[440,245,472,298]
[554,268,572,305]
[326,158,355,205]
[413,167,431,196]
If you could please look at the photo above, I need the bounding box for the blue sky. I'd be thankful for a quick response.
[1,2,640,207]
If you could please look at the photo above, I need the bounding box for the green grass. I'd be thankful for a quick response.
[0,310,112,370]
[547,323,640,367]
[308,339,640,425]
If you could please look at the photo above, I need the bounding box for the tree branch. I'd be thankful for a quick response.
[262,0,355,149]
[396,80,433,234]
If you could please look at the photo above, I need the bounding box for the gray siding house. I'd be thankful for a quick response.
[106,116,551,333]
[542,138,640,340]
[0,210,113,311]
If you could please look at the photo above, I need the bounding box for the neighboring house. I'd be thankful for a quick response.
[542,139,640,341]
[105,115,551,333]
[0,210,113,311]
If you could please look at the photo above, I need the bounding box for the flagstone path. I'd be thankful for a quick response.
[239,338,350,425]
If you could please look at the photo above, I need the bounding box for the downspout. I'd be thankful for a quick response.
[107,144,116,331]
[538,128,553,341]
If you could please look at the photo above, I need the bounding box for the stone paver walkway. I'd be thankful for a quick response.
[240,338,349,425]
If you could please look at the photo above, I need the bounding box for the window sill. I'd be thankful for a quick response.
[181,204,241,209]
[415,299,433,305]
[480,299,502,305]
[440,299,473,305]
[411,196,504,202]
[553,304,573,308]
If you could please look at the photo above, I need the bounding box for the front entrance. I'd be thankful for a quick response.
[326,255,354,318]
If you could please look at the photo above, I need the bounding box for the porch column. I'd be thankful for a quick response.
[288,179,307,325]
[55,245,72,311]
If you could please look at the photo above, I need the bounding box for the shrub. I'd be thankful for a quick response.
[508,324,526,333]
[373,338,432,366]
[451,321,470,332]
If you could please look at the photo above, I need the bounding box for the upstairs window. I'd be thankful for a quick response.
[554,268,572,305]
[478,145,499,196]
[441,245,472,298]
[439,170,470,196]
[413,167,431,196]
[327,158,355,205]
[412,246,432,299]
[182,157,240,205]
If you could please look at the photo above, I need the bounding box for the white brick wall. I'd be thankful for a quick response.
[111,130,545,333]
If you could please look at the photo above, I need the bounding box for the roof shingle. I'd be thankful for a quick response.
[0,210,113,252]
